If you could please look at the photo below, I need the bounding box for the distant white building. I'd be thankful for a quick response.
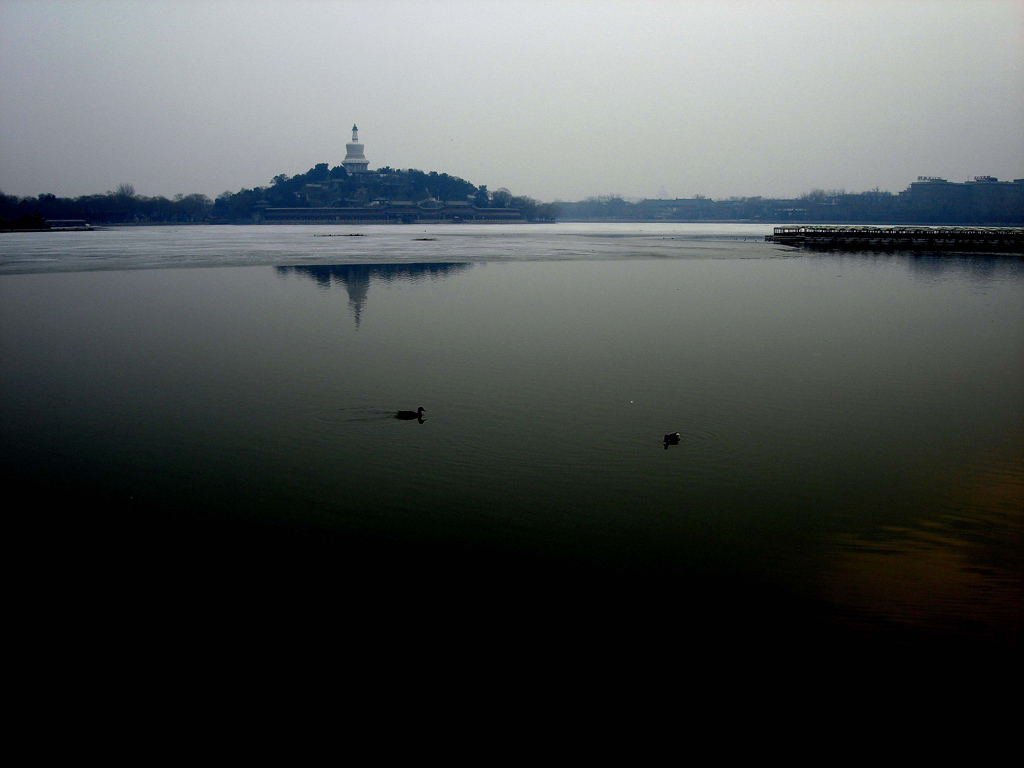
[343,124,369,173]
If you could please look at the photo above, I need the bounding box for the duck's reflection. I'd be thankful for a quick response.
[276,263,472,328]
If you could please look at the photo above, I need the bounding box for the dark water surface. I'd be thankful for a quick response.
[2,225,1021,653]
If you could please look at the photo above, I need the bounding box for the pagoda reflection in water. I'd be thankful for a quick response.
[276,262,472,328]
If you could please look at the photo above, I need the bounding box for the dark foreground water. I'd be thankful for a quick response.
[2,225,1021,656]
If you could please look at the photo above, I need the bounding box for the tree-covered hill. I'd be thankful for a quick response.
[216,163,555,221]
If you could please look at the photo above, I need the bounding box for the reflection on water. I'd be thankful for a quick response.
[907,253,1024,282]
[276,262,471,327]
[1,244,1021,650]
[825,452,1022,641]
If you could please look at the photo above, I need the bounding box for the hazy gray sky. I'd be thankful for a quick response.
[2,0,1022,202]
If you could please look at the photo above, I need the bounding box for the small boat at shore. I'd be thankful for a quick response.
[44,219,94,231]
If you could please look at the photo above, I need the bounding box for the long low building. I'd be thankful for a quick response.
[258,200,522,224]
[899,177,1024,222]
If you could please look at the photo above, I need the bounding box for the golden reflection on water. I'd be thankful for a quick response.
[822,452,1023,641]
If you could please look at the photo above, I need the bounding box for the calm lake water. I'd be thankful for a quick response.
[2,224,1021,651]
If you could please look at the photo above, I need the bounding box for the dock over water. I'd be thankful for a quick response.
[767,225,1024,253]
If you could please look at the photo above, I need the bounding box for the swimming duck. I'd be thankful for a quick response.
[663,432,680,449]
[396,407,425,421]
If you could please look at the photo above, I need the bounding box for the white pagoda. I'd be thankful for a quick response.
[342,125,369,173]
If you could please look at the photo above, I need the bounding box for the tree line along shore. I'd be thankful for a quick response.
[3,167,1021,229]
[1,165,555,229]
